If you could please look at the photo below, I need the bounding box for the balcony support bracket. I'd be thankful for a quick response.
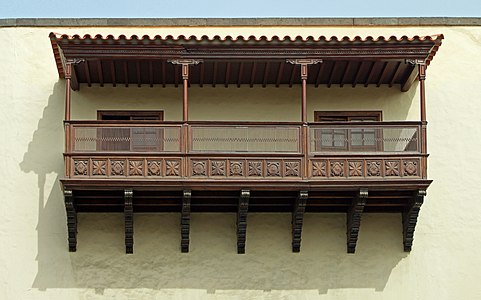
[347,188,368,253]
[237,189,250,254]
[124,189,134,254]
[403,189,426,252]
[181,190,192,253]
[292,190,308,252]
[64,188,77,252]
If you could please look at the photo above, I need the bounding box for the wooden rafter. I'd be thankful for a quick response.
[327,61,336,88]
[275,61,284,87]
[123,61,129,87]
[340,61,352,87]
[136,61,141,87]
[250,62,257,87]
[110,60,116,87]
[174,64,180,87]
[225,62,231,87]
[289,64,297,88]
[389,61,402,87]
[212,61,218,87]
[315,63,325,87]
[352,61,364,87]
[262,62,270,88]
[237,62,244,88]
[364,61,377,87]
[149,61,153,87]
[161,60,166,88]
[84,60,91,87]
[376,62,389,87]
[200,62,205,87]
[97,60,104,87]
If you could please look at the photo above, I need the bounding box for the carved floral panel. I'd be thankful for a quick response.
[147,160,162,176]
[73,160,88,176]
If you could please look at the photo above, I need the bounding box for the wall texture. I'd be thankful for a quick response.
[1,23,481,299]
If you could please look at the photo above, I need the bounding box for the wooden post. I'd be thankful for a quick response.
[418,63,427,178]
[301,64,308,123]
[182,64,189,122]
[64,62,72,121]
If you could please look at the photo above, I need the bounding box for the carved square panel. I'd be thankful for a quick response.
[330,160,345,177]
[385,160,401,177]
[110,160,125,176]
[348,160,363,177]
[210,160,226,176]
[266,161,281,177]
[229,161,244,177]
[73,159,88,176]
[92,160,107,176]
[165,160,181,177]
[147,160,162,176]
[192,160,207,176]
[366,160,382,177]
[311,160,327,177]
[128,160,144,176]
[284,161,300,177]
[248,160,263,177]
[403,160,419,177]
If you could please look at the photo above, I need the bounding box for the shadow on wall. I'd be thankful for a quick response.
[20,81,415,294]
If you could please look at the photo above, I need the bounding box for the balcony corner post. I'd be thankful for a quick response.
[237,189,250,254]
[402,189,426,252]
[347,188,368,253]
[124,189,134,254]
[63,188,77,252]
[292,190,308,252]
[181,190,192,253]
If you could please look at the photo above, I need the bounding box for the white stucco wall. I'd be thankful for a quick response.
[1,24,481,299]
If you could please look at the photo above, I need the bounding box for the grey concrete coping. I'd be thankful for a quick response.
[0,17,481,27]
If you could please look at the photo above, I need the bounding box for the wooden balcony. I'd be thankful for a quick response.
[64,120,427,185]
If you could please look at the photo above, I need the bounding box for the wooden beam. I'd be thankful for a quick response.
[200,63,205,87]
[149,61,153,87]
[97,60,104,87]
[389,61,402,87]
[315,63,325,87]
[376,62,389,87]
[250,62,257,88]
[339,61,351,87]
[237,189,250,254]
[212,61,218,87]
[110,60,116,87]
[174,64,180,88]
[65,62,72,120]
[136,61,141,87]
[289,64,297,88]
[181,190,191,253]
[262,62,270,88]
[327,61,336,88]
[225,62,231,87]
[401,63,418,92]
[352,61,363,87]
[64,189,77,252]
[276,61,285,87]
[403,189,426,252]
[347,188,368,253]
[364,61,377,87]
[161,60,166,88]
[123,61,129,87]
[237,62,244,87]
[124,189,134,254]
[84,60,91,87]
[292,191,308,252]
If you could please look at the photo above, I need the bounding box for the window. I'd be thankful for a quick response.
[314,111,382,152]
[97,111,164,152]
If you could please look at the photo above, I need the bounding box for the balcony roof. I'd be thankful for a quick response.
[50,33,443,91]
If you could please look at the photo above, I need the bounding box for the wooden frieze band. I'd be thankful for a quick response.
[124,189,134,254]
[237,189,250,254]
[403,189,426,252]
[181,190,191,253]
[64,189,77,252]
[347,188,368,253]
[292,190,308,252]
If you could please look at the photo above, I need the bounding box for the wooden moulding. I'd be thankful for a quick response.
[347,188,368,253]
[292,190,308,252]
[402,189,426,252]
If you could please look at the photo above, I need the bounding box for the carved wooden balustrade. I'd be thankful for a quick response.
[64,120,425,181]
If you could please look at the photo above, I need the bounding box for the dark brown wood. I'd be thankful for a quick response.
[181,190,191,253]
[110,60,116,87]
[352,61,364,87]
[84,60,92,87]
[401,62,418,92]
[64,189,77,252]
[212,61,218,87]
[136,61,141,87]
[250,62,257,88]
[237,62,244,88]
[419,64,427,122]
[237,189,249,254]
[174,64,180,88]
[161,60,166,88]
[389,61,402,87]
[314,111,382,121]
[301,64,307,123]
[124,188,134,254]
[340,61,351,87]
[123,61,129,87]
[347,188,368,253]
[315,63,325,87]
[149,61,153,87]
[225,62,231,87]
[97,110,164,120]
[276,61,285,87]
[183,64,189,121]
[376,62,389,87]
[262,62,270,88]
[292,190,308,252]
[289,64,296,88]
[364,61,377,87]
[403,189,425,251]
[327,61,336,88]
[97,60,104,87]
[200,63,205,87]
[65,62,72,121]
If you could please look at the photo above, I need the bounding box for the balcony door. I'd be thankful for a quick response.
[314,111,382,152]
[97,111,164,152]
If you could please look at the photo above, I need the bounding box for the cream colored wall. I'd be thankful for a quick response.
[1,25,481,300]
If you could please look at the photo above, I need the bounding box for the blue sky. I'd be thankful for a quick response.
[1,0,480,18]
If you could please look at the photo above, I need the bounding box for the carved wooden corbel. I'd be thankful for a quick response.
[64,189,77,252]
[124,189,134,254]
[403,189,426,252]
[292,190,308,252]
[347,188,368,253]
[237,189,250,254]
[181,190,192,253]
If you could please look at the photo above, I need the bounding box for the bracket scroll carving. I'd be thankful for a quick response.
[124,189,134,254]
[403,189,426,252]
[347,188,368,253]
[181,190,192,253]
[64,189,77,252]
[237,189,250,254]
[292,191,308,252]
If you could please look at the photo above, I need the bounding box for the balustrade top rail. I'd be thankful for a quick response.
[65,121,422,155]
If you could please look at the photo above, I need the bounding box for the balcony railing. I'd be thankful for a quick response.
[64,121,425,180]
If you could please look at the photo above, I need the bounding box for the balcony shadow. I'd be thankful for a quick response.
[21,82,410,295]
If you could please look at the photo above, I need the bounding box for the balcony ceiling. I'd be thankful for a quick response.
[50,33,443,91]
